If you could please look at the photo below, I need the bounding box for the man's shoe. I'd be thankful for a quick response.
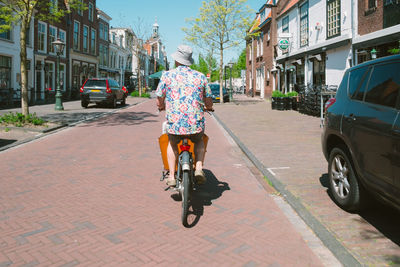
[166,178,176,187]
[194,169,206,185]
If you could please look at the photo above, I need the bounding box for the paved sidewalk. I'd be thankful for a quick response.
[214,94,400,266]
[0,97,148,151]
[0,99,334,266]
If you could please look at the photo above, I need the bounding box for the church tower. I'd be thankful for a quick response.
[153,17,159,38]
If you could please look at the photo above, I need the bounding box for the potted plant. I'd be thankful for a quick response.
[286,91,299,110]
[271,90,285,110]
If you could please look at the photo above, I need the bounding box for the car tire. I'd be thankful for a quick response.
[328,146,365,212]
[81,100,88,108]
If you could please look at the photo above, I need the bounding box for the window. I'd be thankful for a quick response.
[88,3,94,22]
[296,64,305,85]
[327,0,341,38]
[49,26,57,54]
[99,23,104,40]
[73,21,80,50]
[77,0,83,16]
[0,19,11,40]
[112,32,116,44]
[26,24,31,46]
[312,55,326,86]
[282,16,289,33]
[104,25,108,41]
[0,56,11,90]
[368,0,377,9]
[300,2,309,47]
[365,63,400,108]
[91,29,96,54]
[83,25,89,53]
[349,67,369,99]
[38,22,47,52]
[44,62,54,91]
[59,64,65,91]
[57,29,66,57]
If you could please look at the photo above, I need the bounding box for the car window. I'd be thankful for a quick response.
[114,80,120,87]
[349,66,368,100]
[353,68,371,101]
[364,62,400,108]
[84,80,106,87]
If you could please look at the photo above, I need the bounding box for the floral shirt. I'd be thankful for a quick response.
[155,65,212,135]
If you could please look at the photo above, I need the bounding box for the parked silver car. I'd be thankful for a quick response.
[80,78,128,108]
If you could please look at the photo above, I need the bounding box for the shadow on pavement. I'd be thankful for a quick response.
[319,173,400,257]
[0,138,17,148]
[183,169,230,228]
[81,111,158,127]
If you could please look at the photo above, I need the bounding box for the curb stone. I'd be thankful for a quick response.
[213,112,362,267]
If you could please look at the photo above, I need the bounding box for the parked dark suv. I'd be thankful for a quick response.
[322,54,400,212]
[80,78,128,108]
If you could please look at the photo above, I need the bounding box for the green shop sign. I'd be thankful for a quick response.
[278,39,290,51]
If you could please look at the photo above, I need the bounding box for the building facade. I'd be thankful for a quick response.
[97,9,112,78]
[0,15,35,105]
[68,0,98,99]
[353,0,400,64]
[246,0,277,98]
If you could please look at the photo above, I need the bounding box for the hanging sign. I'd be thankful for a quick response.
[278,38,290,51]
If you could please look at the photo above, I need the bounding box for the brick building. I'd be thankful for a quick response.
[353,0,400,64]
[33,1,69,103]
[68,0,98,99]
[246,0,277,98]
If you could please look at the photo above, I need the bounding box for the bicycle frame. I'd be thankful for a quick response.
[176,138,194,187]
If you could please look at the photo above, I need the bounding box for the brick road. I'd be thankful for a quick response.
[0,99,333,266]
[214,95,400,266]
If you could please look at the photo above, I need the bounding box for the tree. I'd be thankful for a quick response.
[183,0,253,103]
[0,0,85,116]
[131,17,151,97]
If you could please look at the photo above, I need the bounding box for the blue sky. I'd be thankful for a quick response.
[96,0,264,66]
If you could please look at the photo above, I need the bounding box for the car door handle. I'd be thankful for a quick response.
[344,114,356,122]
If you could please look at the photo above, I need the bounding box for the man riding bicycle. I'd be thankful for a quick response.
[156,45,214,187]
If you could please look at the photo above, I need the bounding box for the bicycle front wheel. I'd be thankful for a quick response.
[181,170,191,227]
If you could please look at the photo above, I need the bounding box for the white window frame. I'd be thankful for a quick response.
[300,1,309,47]
[73,20,80,50]
[327,0,341,38]
[49,25,57,55]
[38,21,47,53]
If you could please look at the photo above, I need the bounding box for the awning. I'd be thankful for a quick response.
[149,71,164,79]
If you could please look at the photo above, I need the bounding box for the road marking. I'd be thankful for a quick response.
[267,167,290,175]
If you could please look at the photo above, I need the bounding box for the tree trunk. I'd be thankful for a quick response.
[20,18,29,116]
[219,44,224,103]
[138,55,142,97]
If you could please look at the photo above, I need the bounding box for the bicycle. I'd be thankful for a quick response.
[158,109,212,227]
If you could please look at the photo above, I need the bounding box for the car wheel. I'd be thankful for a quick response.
[81,100,88,108]
[328,146,364,212]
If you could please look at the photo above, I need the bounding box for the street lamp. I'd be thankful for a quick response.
[370,48,377,60]
[52,38,65,110]
[228,61,234,102]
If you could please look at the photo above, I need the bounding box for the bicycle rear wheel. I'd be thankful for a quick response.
[181,170,191,227]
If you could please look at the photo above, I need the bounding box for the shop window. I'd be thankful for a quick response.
[312,55,326,86]
[44,62,54,91]
[296,64,305,86]
[327,0,341,39]
[300,2,309,47]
